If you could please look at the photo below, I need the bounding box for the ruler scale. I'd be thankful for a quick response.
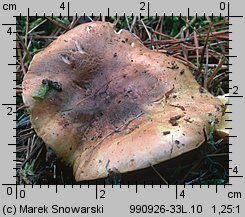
[0,0,244,216]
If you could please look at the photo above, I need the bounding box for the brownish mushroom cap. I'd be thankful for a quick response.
[23,21,224,181]
[215,94,229,138]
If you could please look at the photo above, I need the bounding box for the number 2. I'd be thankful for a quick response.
[7,107,13,115]
[140,2,146,10]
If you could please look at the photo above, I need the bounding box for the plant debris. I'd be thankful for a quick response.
[42,79,62,91]
[165,84,175,99]
[32,83,49,100]
[169,115,182,126]
[32,79,62,100]
[163,131,171,135]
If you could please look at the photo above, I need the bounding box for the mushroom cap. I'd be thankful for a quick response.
[215,94,229,138]
[23,22,223,181]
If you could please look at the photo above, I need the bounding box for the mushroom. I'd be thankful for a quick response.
[22,22,227,181]
[215,94,229,138]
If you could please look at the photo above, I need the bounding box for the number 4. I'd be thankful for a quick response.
[60,2,65,10]
[180,190,185,198]
[7,27,12,35]
[233,166,238,174]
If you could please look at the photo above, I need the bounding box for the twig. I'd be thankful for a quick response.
[16,41,27,74]
[212,74,229,88]
[206,153,228,157]
[195,20,228,33]
[175,16,196,39]
[203,46,209,88]
[207,58,226,88]
[155,16,163,32]
[150,163,168,184]
[46,17,70,31]
[20,142,43,169]
[28,19,47,34]
[197,25,211,76]
[181,31,188,60]
[141,19,151,41]
[152,30,175,40]
[16,33,32,61]
[125,16,131,31]
[112,16,120,27]
[27,35,58,40]
[70,16,82,28]
[25,17,29,46]
[175,55,199,71]
[130,16,137,33]
[193,31,199,66]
